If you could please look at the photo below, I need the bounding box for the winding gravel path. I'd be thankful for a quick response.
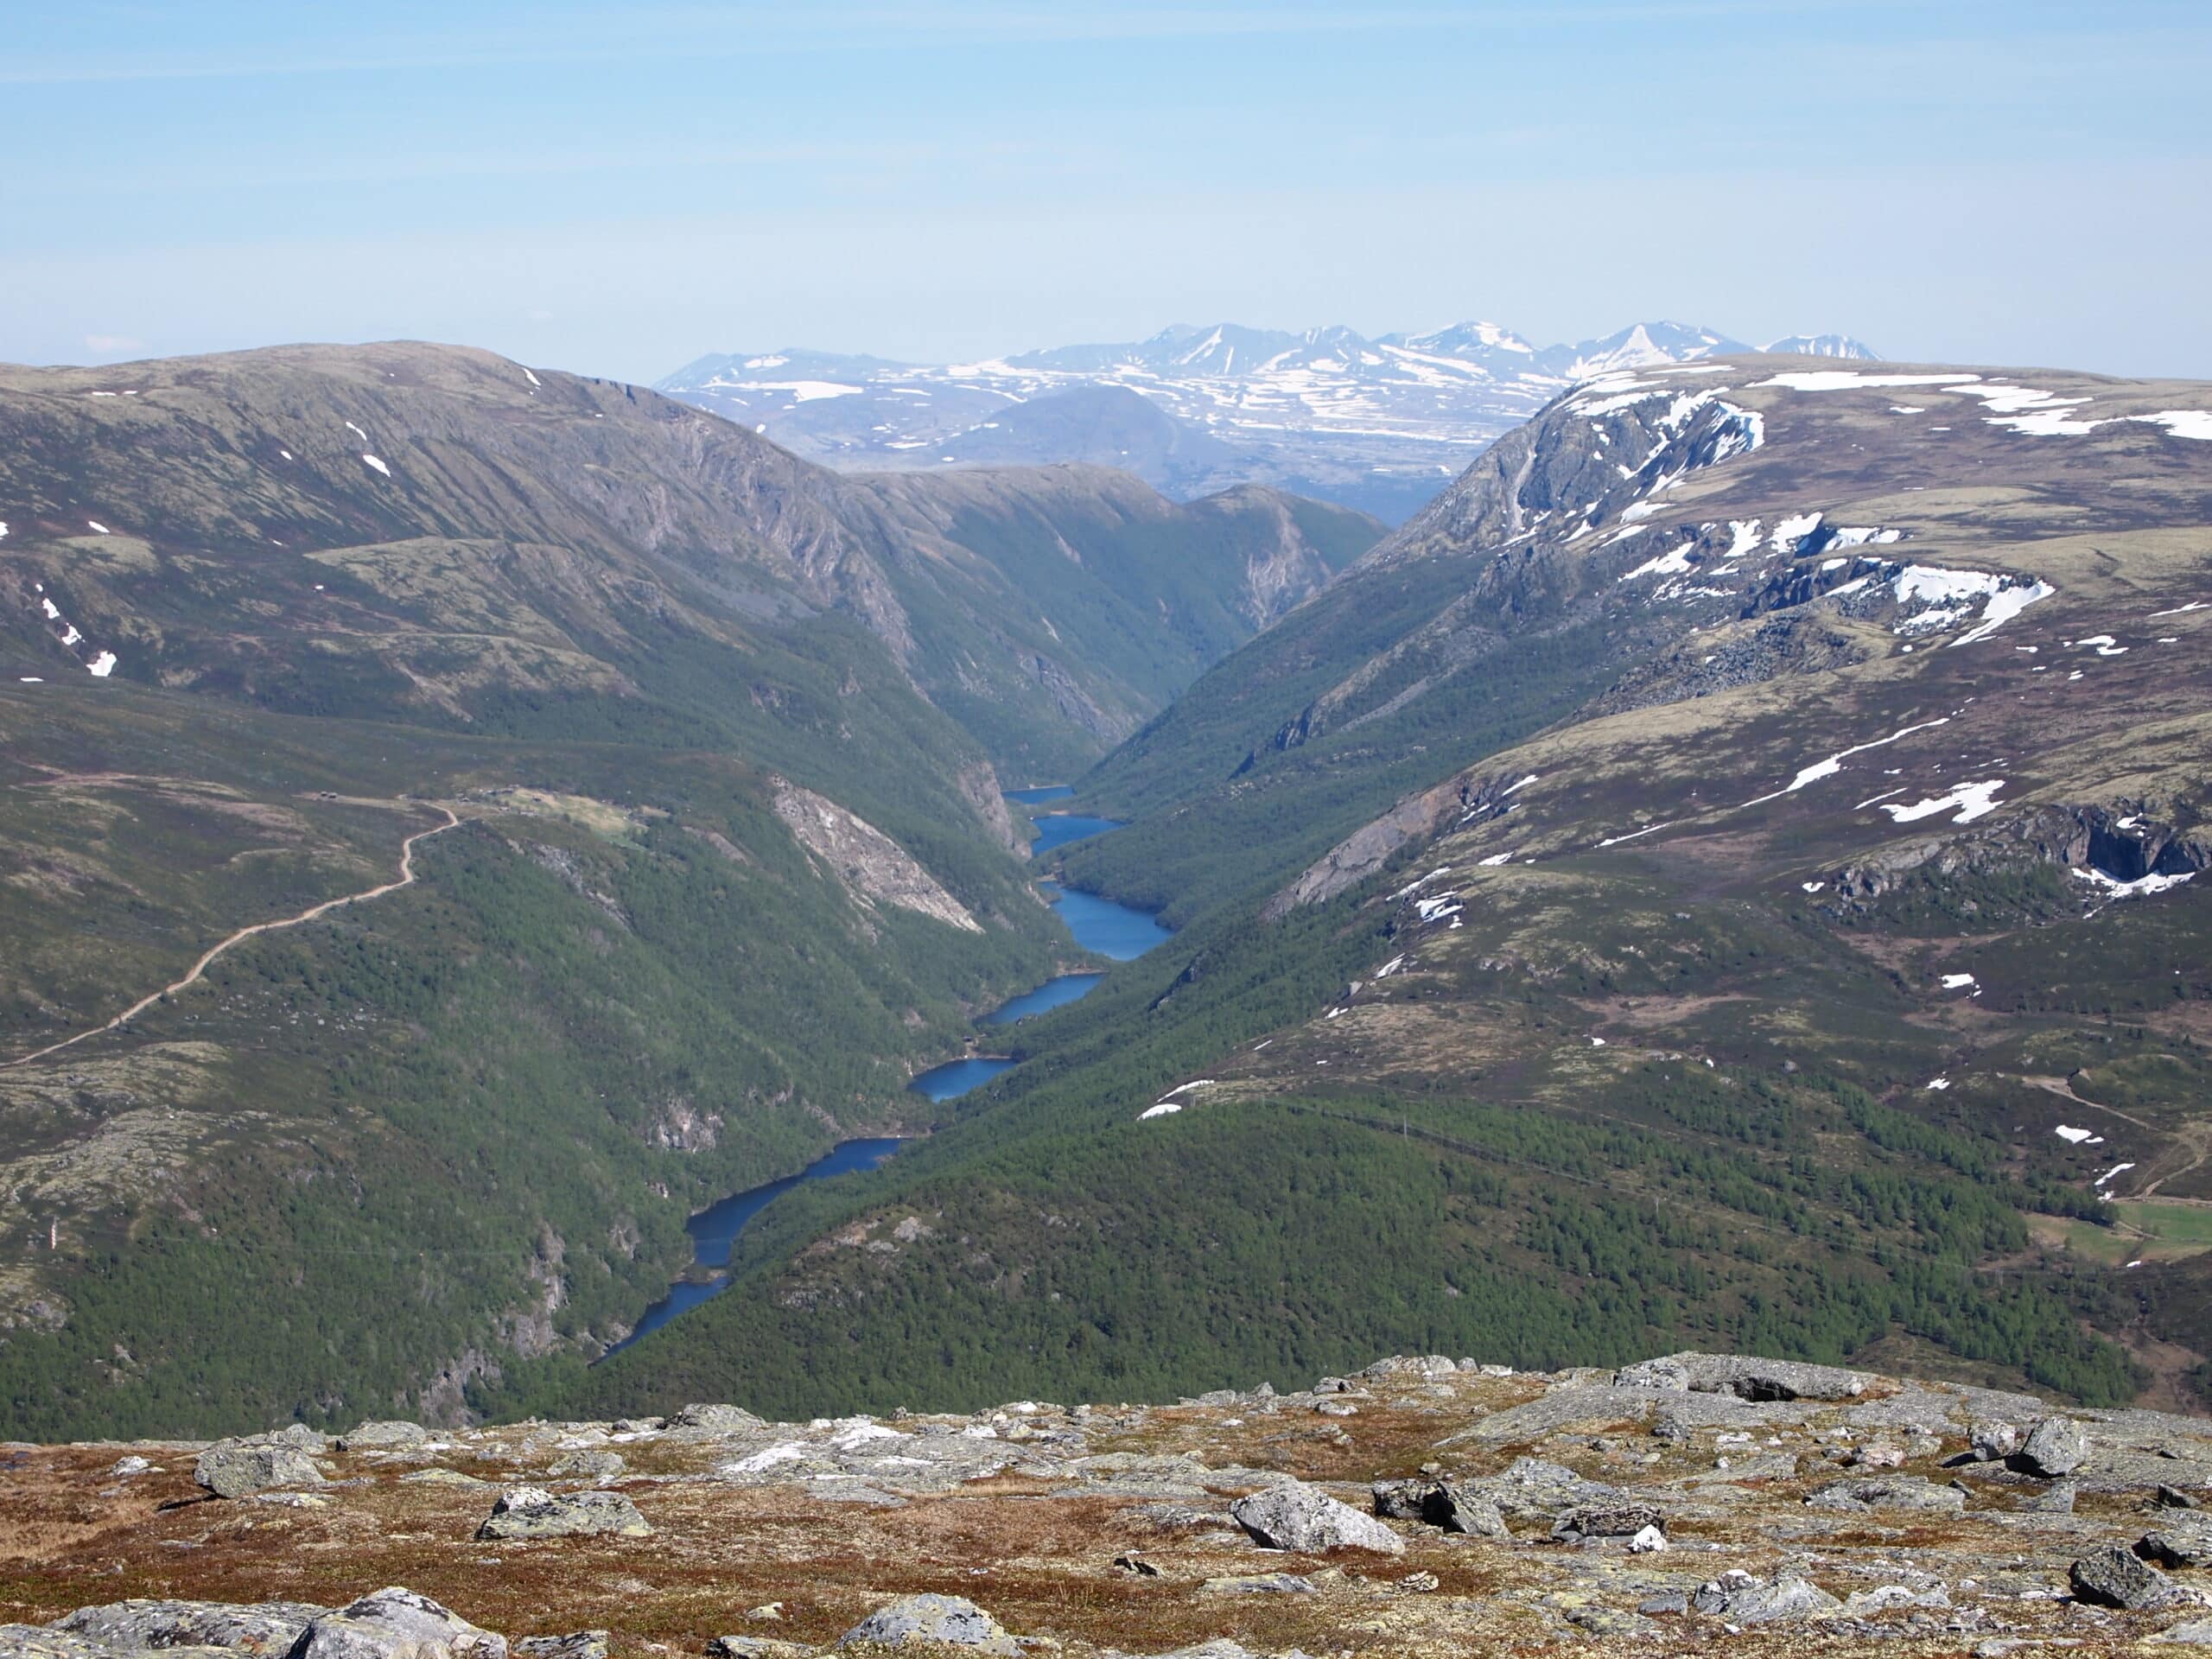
[3,804,460,1071]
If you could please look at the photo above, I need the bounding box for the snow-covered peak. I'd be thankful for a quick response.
[1563,321,1753,379]
[1764,334,1881,360]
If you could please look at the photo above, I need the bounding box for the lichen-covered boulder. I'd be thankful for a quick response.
[288,1589,505,1659]
[475,1488,651,1541]
[2071,1544,2172,1611]
[2019,1416,2090,1478]
[1230,1480,1404,1554]
[56,1599,325,1656]
[194,1442,325,1500]
[836,1594,1017,1652]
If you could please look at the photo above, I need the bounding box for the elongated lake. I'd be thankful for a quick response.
[612,789,1173,1351]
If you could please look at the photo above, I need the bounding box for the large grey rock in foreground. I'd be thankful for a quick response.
[194,1442,325,1500]
[0,1627,131,1659]
[477,1488,651,1541]
[1230,1480,1404,1554]
[289,1589,505,1659]
[56,1599,325,1656]
[2019,1416,2091,1478]
[2072,1545,2173,1611]
[836,1595,1017,1652]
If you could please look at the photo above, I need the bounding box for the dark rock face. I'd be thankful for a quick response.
[1833,804,2212,906]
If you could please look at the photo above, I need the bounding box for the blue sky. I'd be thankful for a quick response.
[4,2,2208,380]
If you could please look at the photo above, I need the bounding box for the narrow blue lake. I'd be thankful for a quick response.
[986,971,1103,1023]
[1052,886,1174,960]
[1027,813,1123,855]
[907,883,1171,1102]
[604,1136,906,1358]
[615,792,1173,1352]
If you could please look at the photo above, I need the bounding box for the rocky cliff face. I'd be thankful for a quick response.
[13,1351,2212,1656]
[770,780,982,933]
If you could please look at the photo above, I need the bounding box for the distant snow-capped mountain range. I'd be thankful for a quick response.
[658,321,1879,523]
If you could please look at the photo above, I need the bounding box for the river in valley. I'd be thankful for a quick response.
[607,788,1171,1352]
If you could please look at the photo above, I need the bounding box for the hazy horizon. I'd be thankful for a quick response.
[9,1,2209,384]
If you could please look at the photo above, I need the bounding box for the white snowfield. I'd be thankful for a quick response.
[1878,780,2006,826]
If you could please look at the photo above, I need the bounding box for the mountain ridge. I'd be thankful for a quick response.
[655,320,1878,524]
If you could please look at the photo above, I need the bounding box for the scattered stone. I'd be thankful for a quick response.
[512,1636,607,1659]
[1708,1574,1844,1625]
[336,1422,430,1452]
[476,1487,652,1541]
[57,1599,325,1656]
[1804,1475,1966,1513]
[401,1469,486,1487]
[670,1404,766,1433]
[1847,1441,1905,1469]
[1566,1605,1660,1639]
[2023,1479,2078,1514]
[2142,1514,2212,1568]
[1638,1593,1689,1617]
[194,1441,325,1500]
[2152,1616,2212,1645]
[706,1639,810,1659]
[545,1450,625,1484]
[1970,1421,2022,1462]
[2018,1417,2090,1478]
[1841,1585,1951,1616]
[1230,1480,1404,1554]
[2069,1543,2172,1611]
[836,1594,1018,1653]
[289,1588,505,1659]
[2163,1484,2204,1510]
[1203,1573,1315,1595]
[1550,1501,1664,1541]
[1617,1352,1868,1402]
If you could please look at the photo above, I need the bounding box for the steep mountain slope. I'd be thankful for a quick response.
[0,342,1368,1438]
[0,345,1374,784]
[658,319,1858,523]
[547,355,2212,1424]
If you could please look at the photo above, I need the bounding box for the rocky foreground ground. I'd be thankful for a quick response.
[15,1354,2212,1656]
